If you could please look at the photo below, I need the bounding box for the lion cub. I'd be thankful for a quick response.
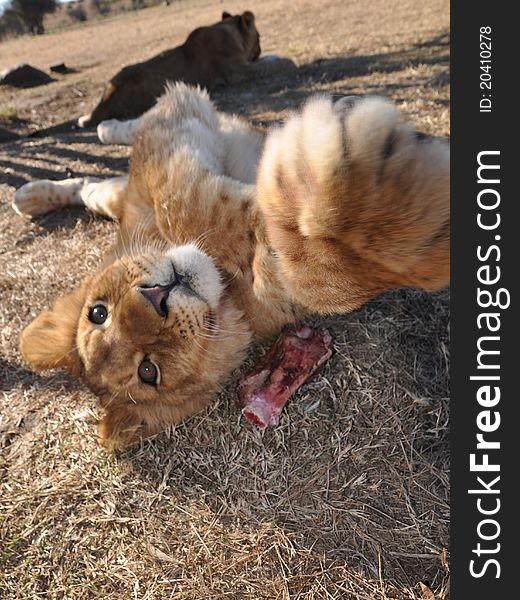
[15,83,449,449]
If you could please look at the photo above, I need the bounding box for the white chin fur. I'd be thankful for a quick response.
[166,244,222,309]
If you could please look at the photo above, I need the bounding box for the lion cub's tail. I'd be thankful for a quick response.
[256,95,449,313]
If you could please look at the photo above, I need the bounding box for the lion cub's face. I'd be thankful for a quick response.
[21,245,250,448]
[77,245,222,398]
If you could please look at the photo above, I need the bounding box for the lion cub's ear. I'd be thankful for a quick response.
[222,11,232,20]
[20,278,92,376]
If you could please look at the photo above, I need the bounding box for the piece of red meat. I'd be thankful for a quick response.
[237,327,332,429]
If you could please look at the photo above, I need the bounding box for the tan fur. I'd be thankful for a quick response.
[19,84,449,449]
[256,96,450,312]
[78,11,264,128]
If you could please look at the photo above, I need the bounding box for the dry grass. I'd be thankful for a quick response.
[0,0,450,598]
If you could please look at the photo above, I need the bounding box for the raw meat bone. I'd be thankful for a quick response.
[237,326,332,429]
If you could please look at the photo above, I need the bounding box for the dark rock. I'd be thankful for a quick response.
[0,64,54,88]
[49,62,73,74]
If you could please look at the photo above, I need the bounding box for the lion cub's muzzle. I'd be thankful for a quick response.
[138,283,176,318]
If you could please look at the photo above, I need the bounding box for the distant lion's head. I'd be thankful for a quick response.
[222,10,261,62]
[21,244,250,449]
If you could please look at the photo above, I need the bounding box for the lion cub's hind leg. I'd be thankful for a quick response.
[256,95,450,313]
[13,175,128,220]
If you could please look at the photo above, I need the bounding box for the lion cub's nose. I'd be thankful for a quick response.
[138,284,174,317]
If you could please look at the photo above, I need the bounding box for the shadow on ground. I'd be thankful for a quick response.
[214,32,450,121]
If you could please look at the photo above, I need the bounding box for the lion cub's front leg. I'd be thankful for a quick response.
[256,96,450,314]
[13,176,128,220]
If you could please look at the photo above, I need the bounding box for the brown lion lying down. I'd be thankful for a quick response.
[14,84,449,449]
[78,10,295,128]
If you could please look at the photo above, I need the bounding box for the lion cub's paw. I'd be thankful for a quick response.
[258,95,409,234]
[256,95,450,311]
[13,179,85,217]
[97,118,140,145]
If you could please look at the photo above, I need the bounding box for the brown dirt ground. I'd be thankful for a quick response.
[0,1,450,598]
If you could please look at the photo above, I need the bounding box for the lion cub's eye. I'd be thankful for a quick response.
[138,359,158,386]
[88,304,108,325]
